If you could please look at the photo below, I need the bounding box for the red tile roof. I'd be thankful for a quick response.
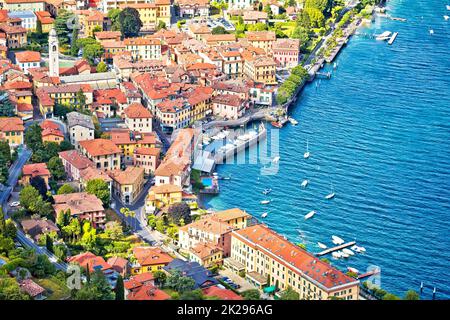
[127,283,170,300]
[22,163,50,177]
[79,138,121,157]
[134,147,160,157]
[132,247,173,267]
[233,224,359,291]
[59,150,93,170]
[123,102,153,119]
[40,119,60,130]
[15,51,41,63]
[0,117,24,132]
[19,279,45,298]
[67,252,112,272]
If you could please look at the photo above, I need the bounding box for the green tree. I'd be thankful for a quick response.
[280,286,299,300]
[0,91,16,116]
[56,209,71,228]
[30,176,48,200]
[36,19,43,34]
[115,274,124,300]
[74,270,114,300]
[92,25,102,37]
[104,221,123,240]
[107,9,122,32]
[45,233,53,252]
[48,156,66,181]
[19,185,41,211]
[53,244,67,261]
[167,202,191,226]
[165,270,195,293]
[80,221,97,251]
[153,270,167,287]
[404,290,420,300]
[304,7,325,28]
[157,20,166,31]
[62,217,81,243]
[96,61,108,73]
[54,10,74,49]
[118,8,142,37]
[86,179,110,206]
[383,293,401,300]
[242,289,260,300]
[0,276,30,300]
[57,184,76,195]
[70,27,80,57]
[212,26,228,34]
[180,289,204,300]
[24,122,43,152]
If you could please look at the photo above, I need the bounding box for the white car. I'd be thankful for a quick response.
[10,201,20,207]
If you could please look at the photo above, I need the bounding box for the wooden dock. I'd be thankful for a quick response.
[316,241,356,256]
[357,268,380,280]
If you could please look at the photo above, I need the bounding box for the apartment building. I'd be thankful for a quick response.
[124,37,162,61]
[79,138,122,171]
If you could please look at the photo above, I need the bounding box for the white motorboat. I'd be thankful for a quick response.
[301,179,308,188]
[388,32,398,45]
[332,235,345,245]
[347,267,359,274]
[376,31,392,40]
[272,156,280,163]
[304,210,316,220]
[342,248,355,256]
[260,200,271,205]
[342,253,350,258]
[288,117,298,125]
[261,212,268,218]
[317,242,327,249]
[429,29,434,35]
[262,188,272,195]
[447,5,450,10]
[351,245,367,253]
[325,183,335,200]
[332,251,342,259]
[304,139,310,159]
[444,15,449,21]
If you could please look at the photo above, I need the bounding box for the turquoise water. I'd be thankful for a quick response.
[205,0,450,299]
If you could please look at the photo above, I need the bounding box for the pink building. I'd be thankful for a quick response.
[273,38,301,68]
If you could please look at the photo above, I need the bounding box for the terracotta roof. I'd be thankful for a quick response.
[59,150,93,170]
[124,272,155,291]
[16,51,41,63]
[22,163,50,177]
[107,256,128,273]
[212,208,250,222]
[40,119,60,130]
[79,166,112,182]
[80,138,121,157]
[202,286,243,300]
[233,224,359,291]
[243,10,268,21]
[134,147,160,157]
[123,103,152,119]
[53,192,104,216]
[180,216,234,235]
[67,252,111,272]
[94,31,121,40]
[212,94,243,107]
[273,38,300,50]
[3,80,33,90]
[127,283,170,300]
[190,242,222,259]
[34,11,54,24]
[19,279,45,298]
[132,247,173,267]
[109,130,158,146]
[42,127,64,138]
[124,37,161,46]
[148,184,182,195]
[186,62,217,71]
[246,31,276,42]
[17,103,33,112]
[108,166,144,185]
[154,158,189,177]
[0,117,24,132]
[21,218,59,240]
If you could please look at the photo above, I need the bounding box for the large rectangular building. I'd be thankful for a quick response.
[227,224,360,300]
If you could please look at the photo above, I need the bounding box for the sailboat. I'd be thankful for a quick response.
[304,139,310,159]
[317,242,327,249]
[304,210,316,220]
[301,179,308,188]
[325,183,335,200]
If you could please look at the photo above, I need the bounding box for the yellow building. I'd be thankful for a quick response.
[123,37,162,61]
[108,166,145,205]
[155,98,191,131]
[35,11,54,33]
[244,56,277,85]
[85,11,104,37]
[246,31,276,54]
[211,208,251,230]
[0,117,24,147]
[189,243,223,268]
[145,184,182,213]
[187,87,213,123]
[109,130,159,163]
[227,224,360,300]
[130,246,173,274]
[36,84,94,117]
[117,0,171,30]
[123,102,153,133]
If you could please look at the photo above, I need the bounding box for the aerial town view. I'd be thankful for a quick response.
[0,0,448,307]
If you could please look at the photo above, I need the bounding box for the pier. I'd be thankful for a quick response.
[357,269,380,280]
[316,241,356,256]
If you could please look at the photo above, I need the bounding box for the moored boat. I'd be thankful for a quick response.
[342,248,355,256]
[288,117,298,125]
[261,212,268,218]
[347,267,359,274]
[375,31,392,40]
[305,210,316,220]
[260,200,271,205]
[271,121,283,128]
[332,235,345,245]
[317,242,327,249]
[301,179,308,188]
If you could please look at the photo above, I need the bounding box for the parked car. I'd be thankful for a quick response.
[10,201,20,207]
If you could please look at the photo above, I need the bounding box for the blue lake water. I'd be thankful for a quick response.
[204,0,450,299]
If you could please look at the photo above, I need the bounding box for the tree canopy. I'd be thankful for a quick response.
[118,8,142,38]
[86,179,110,207]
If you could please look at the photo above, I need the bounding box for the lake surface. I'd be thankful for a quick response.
[204,0,450,299]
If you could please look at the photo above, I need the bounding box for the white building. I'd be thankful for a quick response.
[227,0,255,10]
[8,10,37,31]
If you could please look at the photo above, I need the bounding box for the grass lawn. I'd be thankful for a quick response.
[277,21,296,37]
[34,276,71,300]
